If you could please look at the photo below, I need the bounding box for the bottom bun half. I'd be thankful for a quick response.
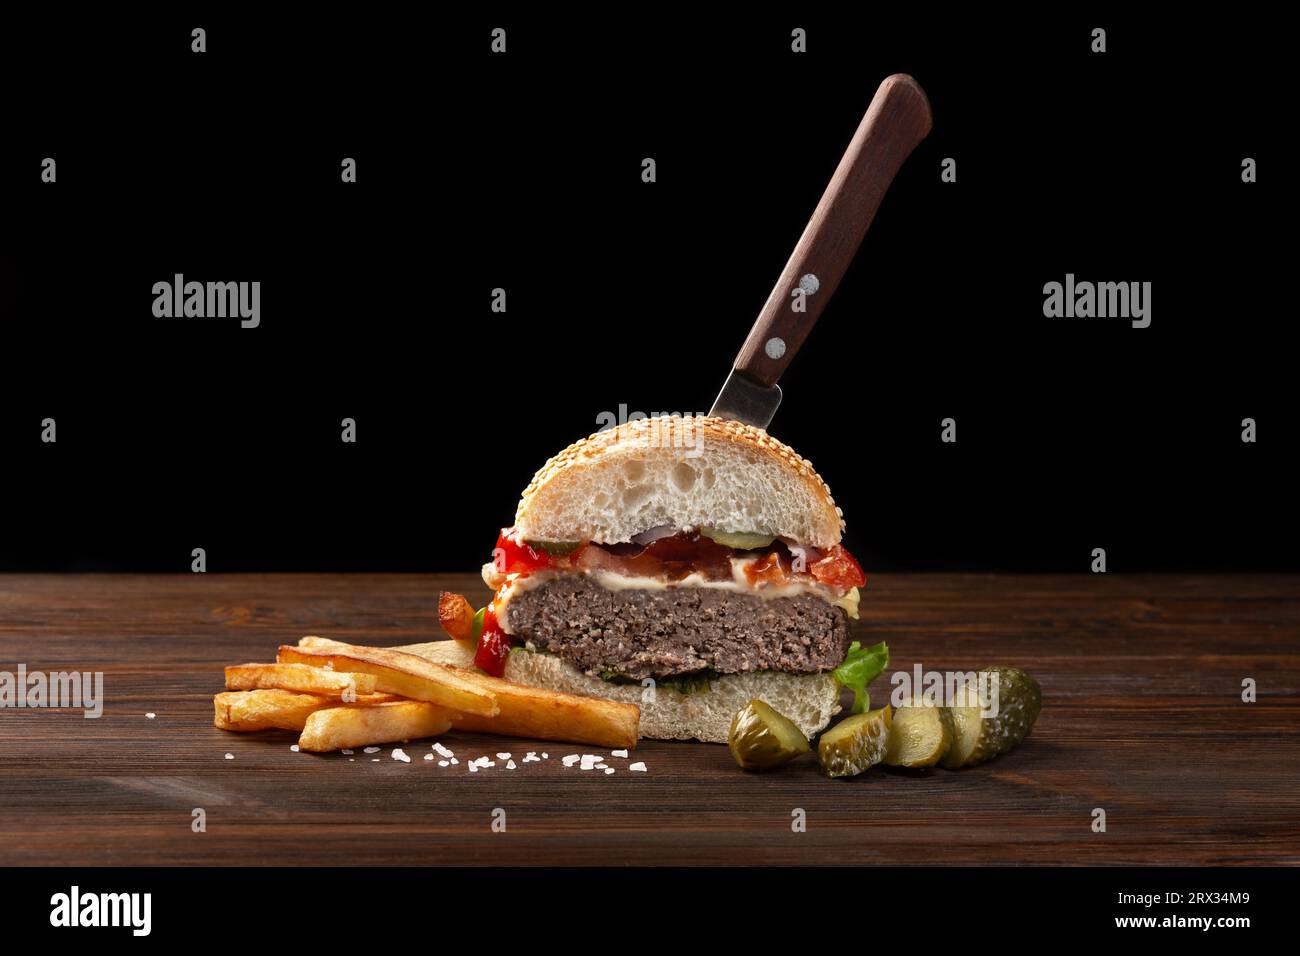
[397,639,841,744]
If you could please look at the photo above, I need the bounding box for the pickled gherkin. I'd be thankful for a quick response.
[883,700,953,768]
[818,705,892,778]
[728,699,810,770]
[699,528,777,551]
[940,666,1042,769]
[523,539,582,556]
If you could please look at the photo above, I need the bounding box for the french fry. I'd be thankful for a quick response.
[277,640,498,717]
[224,662,377,697]
[214,689,335,731]
[438,592,476,642]
[215,689,401,732]
[397,640,640,749]
[298,701,455,752]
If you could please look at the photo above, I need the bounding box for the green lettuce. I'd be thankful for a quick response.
[832,641,890,714]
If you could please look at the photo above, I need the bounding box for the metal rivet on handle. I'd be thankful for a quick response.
[765,337,787,360]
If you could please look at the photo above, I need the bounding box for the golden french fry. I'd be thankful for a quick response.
[214,689,402,732]
[224,662,377,697]
[277,640,498,717]
[397,640,640,749]
[214,689,335,732]
[438,592,477,642]
[298,701,455,752]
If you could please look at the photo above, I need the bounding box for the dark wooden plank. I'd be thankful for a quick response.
[0,573,1297,865]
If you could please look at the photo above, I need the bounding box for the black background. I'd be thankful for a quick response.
[0,9,1291,573]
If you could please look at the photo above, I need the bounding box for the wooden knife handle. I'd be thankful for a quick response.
[733,74,932,388]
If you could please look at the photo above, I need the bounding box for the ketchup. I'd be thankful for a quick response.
[473,607,511,677]
[488,526,865,592]
[492,529,552,575]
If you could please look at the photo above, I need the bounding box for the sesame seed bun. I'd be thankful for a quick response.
[514,416,845,549]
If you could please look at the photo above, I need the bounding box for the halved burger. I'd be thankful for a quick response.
[443,415,868,743]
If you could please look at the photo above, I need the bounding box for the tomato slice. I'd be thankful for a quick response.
[808,545,867,590]
[473,607,511,677]
[744,550,791,586]
[492,527,552,575]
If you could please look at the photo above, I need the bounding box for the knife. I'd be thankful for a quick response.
[709,74,933,429]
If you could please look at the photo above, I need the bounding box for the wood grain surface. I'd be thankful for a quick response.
[1,573,1297,866]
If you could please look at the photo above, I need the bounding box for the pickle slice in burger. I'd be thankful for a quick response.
[728,699,810,770]
[698,527,777,551]
[523,539,583,556]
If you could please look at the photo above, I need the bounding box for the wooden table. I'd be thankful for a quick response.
[1,573,1297,866]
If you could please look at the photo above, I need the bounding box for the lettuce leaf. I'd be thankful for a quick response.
[832,640,889,714]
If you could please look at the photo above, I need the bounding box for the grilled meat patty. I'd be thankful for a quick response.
[504,574,851,680]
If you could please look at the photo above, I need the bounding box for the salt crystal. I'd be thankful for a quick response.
[224,753,234,760]
[496,752,511,760]
[506,760,517,769]
[629,762,647,772]
[438,760,449,767]
[423,753,435,761]
[290,745,300,753]
[145,712,156,719]
[605,767,615,775]
[562,755,581,767]
[342,749,354,755]
[392,749,410,763]
[363,747,380,754]
[611,749,628,758]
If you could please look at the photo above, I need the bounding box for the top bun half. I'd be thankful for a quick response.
[514,416,845,549]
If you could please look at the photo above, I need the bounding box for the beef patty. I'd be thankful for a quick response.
[503,575,851,680]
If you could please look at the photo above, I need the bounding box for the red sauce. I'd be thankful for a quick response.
[492,526,865,590]
[473,607,510,677]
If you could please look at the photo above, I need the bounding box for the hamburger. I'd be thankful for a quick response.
[443,415,870,743]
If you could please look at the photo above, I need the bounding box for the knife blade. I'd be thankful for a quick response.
[709,74,933,430]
